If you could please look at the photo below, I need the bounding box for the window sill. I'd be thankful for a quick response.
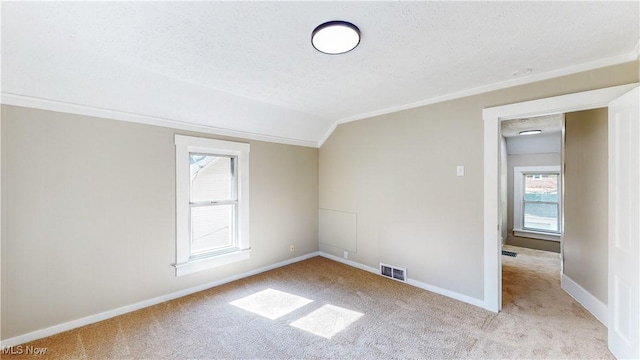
[174,248,251,277]
[513,229,561,242]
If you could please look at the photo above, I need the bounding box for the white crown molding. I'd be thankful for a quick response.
[316,49,639,148]
[0,92,319,148]
[317,122,338,148]
[4,47,637,150]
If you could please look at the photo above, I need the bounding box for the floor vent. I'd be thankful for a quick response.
[502,250,518,257]
[380,263,407,282]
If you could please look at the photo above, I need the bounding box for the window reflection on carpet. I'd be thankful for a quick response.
[230,288,364,339]
[290,304,364,339]
[229,288,313,320]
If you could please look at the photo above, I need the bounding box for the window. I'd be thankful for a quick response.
[523,173,559,232]
[174,135,250,276]
[513,166,561,241]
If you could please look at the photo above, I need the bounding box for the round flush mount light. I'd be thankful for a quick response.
[311,21,360,55]
[519,130,542,136]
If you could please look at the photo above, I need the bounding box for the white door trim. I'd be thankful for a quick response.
[482,82,639,313]
[607,87,640,359]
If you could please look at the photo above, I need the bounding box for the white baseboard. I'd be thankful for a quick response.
[318,252,486,310]
[405,278,486,309]
[561,273,608,326]
[319,252,379,274]
[0,252,319,348]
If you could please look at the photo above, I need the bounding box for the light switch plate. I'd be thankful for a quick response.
[457,165,465,177]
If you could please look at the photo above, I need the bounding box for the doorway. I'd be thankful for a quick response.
[500,114,563,253]
[499,114,564,308]
[482,83,639,359]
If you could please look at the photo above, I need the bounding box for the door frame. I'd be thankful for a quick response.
[482,82,639,313]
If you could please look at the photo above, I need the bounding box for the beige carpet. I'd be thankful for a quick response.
[2,246,612,359]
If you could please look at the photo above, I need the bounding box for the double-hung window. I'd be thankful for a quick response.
[522,173,560,232]
[513,166,561,240]
[174,135,250,276]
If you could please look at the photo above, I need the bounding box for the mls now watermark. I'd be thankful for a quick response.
[2,345,48,355]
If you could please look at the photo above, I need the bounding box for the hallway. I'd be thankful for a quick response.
[501,245,612,358]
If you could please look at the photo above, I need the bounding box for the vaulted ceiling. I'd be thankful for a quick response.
[2,2,638,147]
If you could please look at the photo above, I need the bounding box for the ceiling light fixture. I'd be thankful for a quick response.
[519,130,542,136]
[311,21,360,55]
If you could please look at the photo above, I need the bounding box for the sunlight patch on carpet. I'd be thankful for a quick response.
[229,288,313,320]
[290,304,364,339]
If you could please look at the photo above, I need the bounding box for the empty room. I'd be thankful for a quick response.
[1,2,639,359]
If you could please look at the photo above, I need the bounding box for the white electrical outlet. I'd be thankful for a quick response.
[344,251,348,259]
[456,165,465,177]
[290,245,295,252]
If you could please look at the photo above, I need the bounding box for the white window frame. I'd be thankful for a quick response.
[174,135,250,276]
[513,165,561,241]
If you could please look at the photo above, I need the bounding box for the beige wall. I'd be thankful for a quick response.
[0,106,319,339]
[563,108,609,304]
[2,61,637,341]
[319,61,638,300]
[506,153,562,253]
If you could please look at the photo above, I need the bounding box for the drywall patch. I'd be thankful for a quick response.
[319,209,357,253]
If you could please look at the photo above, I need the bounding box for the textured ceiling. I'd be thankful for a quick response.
[501,114,564,138]
[1,2,638,146]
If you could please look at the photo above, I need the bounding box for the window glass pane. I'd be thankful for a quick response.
[524,203,559,232]
[190,155,234,202]
[190,205,234,254]
[524,174,558,202]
